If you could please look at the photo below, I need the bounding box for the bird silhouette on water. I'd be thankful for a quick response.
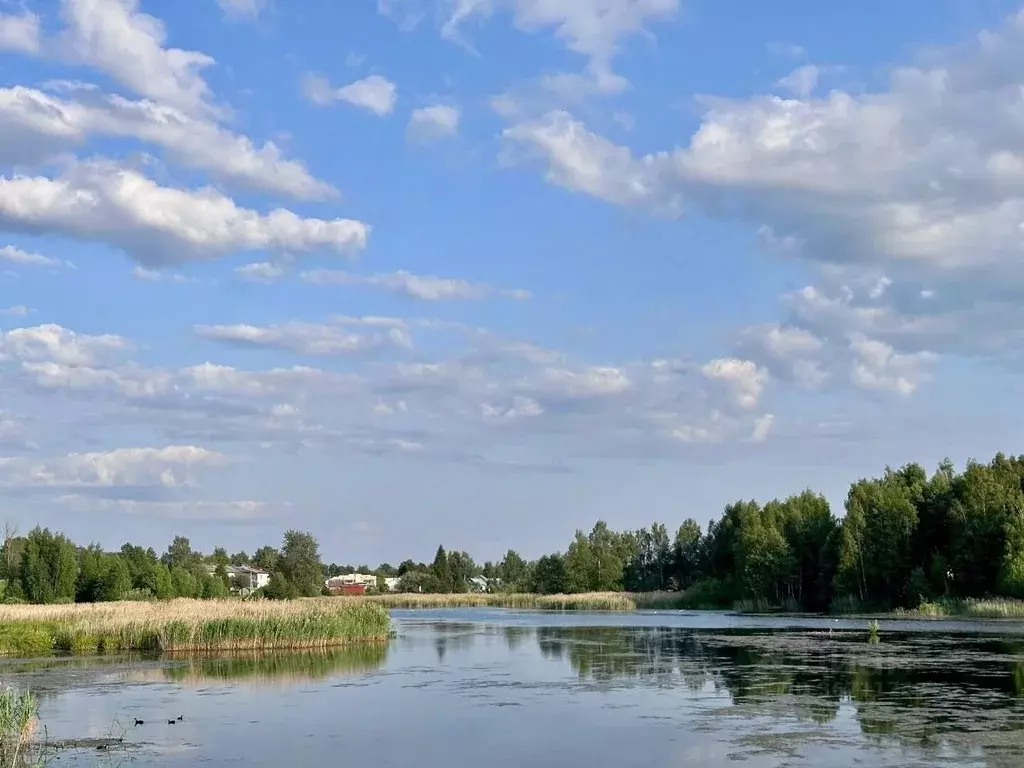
[167,719,176,725]
[133,719,144,726]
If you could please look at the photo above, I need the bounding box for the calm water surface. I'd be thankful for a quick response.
[4,610,1024,766]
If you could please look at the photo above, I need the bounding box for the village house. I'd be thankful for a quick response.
[207,565,271,596]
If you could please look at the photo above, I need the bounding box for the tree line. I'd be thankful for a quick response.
[4,452,1024,611]
[0,528,327,604]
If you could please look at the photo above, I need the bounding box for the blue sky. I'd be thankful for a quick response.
[2,0,1024,565]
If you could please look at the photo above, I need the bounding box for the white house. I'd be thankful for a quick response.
[208,565,271,595]
[324,572,377,590]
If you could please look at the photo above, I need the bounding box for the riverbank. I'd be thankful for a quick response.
[348,591,1024,619]
[892,598,1024,620]
[351,591,695,611]
[0,598,392,656]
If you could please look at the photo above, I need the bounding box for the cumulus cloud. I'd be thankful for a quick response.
[234,262,284,283]
[194,319,414,356]
[700,358,768,409]
[301,73,397,115]
[0,11,40,53]
[301,269,530,301]
[502,9,1024,389]
[848,334,935,396]
[0,324,130,366]
[0,245,68,268]
[0,445,224,488]
[0,86,335,199]
[407,104,460,142]
[502,110,669,208]
[56,0,220,118]
[0,161,368,265]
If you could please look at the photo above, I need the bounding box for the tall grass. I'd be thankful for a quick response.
[0,598,392,656]
[895,597,1024,619]
[348,591,705,611]
[0,687,38,767]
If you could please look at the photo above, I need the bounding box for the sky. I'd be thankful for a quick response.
[2,0,1024,565]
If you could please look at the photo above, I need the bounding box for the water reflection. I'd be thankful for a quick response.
[530,625,1024,763]
[162,645,389,688]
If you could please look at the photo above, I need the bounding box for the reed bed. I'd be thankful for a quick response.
[349,591,692,611]
[0,598,392,657]
[0,686,38,767]
[896,598,1024,620]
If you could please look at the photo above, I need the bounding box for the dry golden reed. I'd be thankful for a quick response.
[0,598,392,656]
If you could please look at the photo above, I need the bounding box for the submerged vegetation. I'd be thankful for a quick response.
[0,599,392,656]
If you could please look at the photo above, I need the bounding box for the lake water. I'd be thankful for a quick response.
[4,609,1024,766]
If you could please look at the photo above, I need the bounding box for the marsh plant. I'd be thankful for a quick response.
[867,620,880,644]
[0,687,39,767]
[0,598,392,656]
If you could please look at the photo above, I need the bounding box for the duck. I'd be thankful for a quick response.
[177,715,184,721]
[167,719,176,725]
[133,719,144,726]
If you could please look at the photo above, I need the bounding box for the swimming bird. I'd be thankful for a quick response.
[167,719,176,725]
[133,719,144,726]
[177,715,184,721]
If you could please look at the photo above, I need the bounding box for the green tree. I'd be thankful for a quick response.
[497,549,527,590]
[153,562,174,599]
[252,546,279,572]
[170,566,198,598]
[278,530,323,597]
[76,544,107,603]
[229,551,250,566]
[431,545,453,593]
[20,527,77,604]
[672,519,703,590]
[564,530,593,593]
[162,536,199,571]
[98,555,131,601]
[532,553,567,594]
[210,547,230,568]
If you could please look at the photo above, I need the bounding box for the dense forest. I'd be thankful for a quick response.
[3,452,1024,612]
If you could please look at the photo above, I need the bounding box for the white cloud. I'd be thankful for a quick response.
[750,413,774,442]
[0,305,29,317]
[775,64,819,97]
[0,86,335,199]
[849,334,935,396]
[301,268,530,301]
[301,73,397,116]
[55,494,278,520]
[407,104,460,142]
[502,9,1024,380]
[217,0,268,21]
[0,445,224,488]
[0,324,130,366]
[131,266,190,283]
[194,320,414,356]
[0,11,40,53]
[0,160,368,265]
[57,0,219,117]
[502,110,667,208]
[377,0,424,31]
[442,0,678,89]
[700,358,767,409]
[0,245,66,268]
[235,262,284,283]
